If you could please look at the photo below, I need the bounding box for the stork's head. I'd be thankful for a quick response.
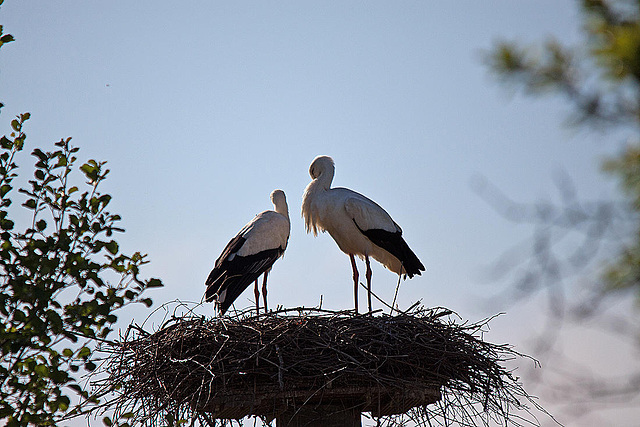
[270,189,286,206]
[309,155,334,180]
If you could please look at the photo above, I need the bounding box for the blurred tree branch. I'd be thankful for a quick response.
[484,0,640,422]
[486,0,640,317]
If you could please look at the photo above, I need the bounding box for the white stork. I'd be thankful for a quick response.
[302,156,424,313]
[205,189,290,315]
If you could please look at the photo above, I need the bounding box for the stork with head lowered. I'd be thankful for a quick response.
[302,156,424,313]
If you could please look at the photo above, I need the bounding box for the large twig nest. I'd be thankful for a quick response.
[97,305,543,426]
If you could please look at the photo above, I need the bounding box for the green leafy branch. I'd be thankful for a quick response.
[0,113,163,426]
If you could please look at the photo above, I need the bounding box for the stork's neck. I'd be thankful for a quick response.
[315,166,334,191]
[275,200,289,220]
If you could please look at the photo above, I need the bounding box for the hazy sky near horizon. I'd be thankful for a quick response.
[2,2,638,426]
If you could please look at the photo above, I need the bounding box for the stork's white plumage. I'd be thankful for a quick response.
[205,190,290,315]
[302,156,424,313]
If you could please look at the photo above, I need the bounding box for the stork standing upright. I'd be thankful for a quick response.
[302,156,424,313]
[205,189,290,315]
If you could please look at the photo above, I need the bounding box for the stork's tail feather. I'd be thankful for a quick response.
[205,272,253,314]
[355,224,425,278]
[204,269,225,302]
[400,245,425,278]
[215,274,262,315]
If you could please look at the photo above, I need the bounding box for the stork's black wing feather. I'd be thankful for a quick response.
[354,221,425,278]
[205,247,283,314]
[215,234,246,269]
[204,235,246,299]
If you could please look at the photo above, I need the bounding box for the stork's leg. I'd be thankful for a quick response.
[262,269,270,315]
[254,279,260,316]
[349,254,359,314]
[365,255,372,313]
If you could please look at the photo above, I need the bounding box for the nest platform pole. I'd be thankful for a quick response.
[276,403,362,427]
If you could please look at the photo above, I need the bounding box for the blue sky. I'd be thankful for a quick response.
[2,1,637,426]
